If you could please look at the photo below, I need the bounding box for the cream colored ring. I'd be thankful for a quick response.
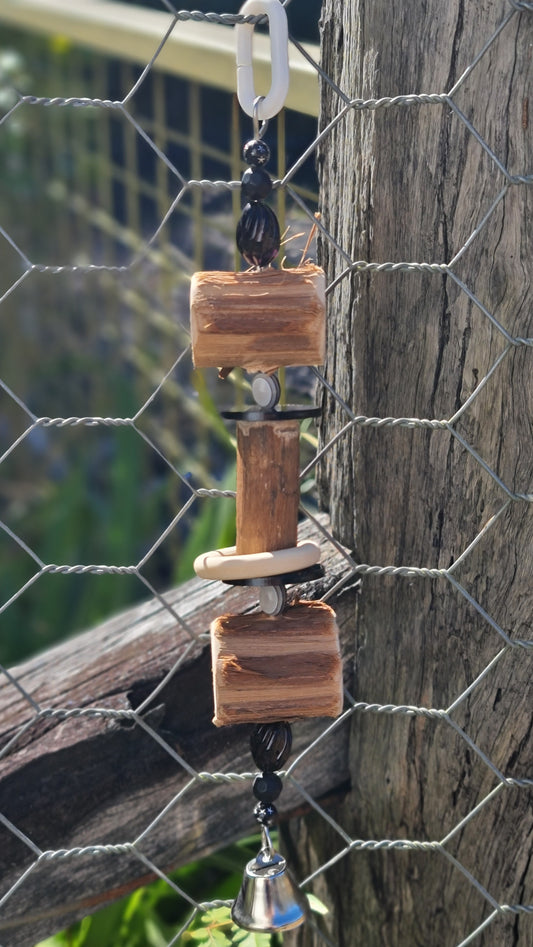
[193,540,321,581]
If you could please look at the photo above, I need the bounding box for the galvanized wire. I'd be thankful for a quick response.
[0,2,532,946]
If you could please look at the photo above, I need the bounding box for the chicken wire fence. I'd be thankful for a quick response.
[0,0,532,945]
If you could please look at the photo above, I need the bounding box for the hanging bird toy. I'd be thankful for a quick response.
[190,0,343,932]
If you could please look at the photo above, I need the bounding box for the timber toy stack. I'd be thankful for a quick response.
[190,0,344,932]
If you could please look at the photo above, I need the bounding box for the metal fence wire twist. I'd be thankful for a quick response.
[0,0,532,945]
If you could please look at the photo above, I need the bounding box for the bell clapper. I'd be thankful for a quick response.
[258,822,277,864]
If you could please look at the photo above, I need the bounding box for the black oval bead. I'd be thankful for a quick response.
[236,202,280,268]
[254,801,278,825]
[253,772,283,804]
[250,721,292,771]
[241,167,272,202]
[243,138,271,167]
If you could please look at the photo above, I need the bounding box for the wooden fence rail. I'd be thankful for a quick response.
[0,518,353,947]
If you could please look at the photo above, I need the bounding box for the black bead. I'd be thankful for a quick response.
[243,138,271,167]
[241,167,272,202]
[250,722,292,771]
[254,801,278,825]
[236,202,280,268]
[253,772,283,804]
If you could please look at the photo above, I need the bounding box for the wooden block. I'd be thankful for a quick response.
[190,264,326,372]
[236,419,300,555]
[210,601,343,727]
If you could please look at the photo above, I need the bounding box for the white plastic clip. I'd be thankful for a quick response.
[236,0,289,121]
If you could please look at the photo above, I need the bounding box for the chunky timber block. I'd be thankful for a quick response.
[236,419,300,555]
[210,601,344,726]
[190,264,326,372]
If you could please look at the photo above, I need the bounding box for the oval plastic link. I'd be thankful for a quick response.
[236,0,289,120]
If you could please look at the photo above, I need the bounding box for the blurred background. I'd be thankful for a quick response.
[0,0,322,665]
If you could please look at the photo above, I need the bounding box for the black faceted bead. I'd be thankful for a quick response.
[243,138,271,167]
[254,801,278,825]
[241,167,272,202]
[236,202,280,268]
[253,772,283,804]
[250,722,293,771]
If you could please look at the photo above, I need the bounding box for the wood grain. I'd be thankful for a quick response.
[236,420,300,554]
[190,265,325,372]
[286,3,533,946]
[211,601,343,726]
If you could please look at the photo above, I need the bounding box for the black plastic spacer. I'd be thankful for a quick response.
[221,404,322,422]
[220,564,325,587]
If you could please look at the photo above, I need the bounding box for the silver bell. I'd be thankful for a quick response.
[231,826,308,933]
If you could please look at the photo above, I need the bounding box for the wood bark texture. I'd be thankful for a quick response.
[236,419,300,553]
[284,2,533,946]
[189,265,326,371]
[211,601,343,725]
[0,517,354,947]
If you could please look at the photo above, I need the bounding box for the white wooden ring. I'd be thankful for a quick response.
[193,540,321,581]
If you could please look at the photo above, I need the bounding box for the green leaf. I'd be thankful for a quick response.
[144,916,171,947]
[188,928,226,944]
[300,430,318,449]
[82,900,131,947]
[174,461,236,582]
[192,368,235,449]
[210,929,232,946]
[231,930,274,947]
[120,886,147,924]
[306,893,329,916]
[196,907,232,925]
[34,934,69,946]
[187,907,269,947]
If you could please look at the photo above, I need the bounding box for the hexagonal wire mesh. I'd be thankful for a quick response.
[0,0,532,945]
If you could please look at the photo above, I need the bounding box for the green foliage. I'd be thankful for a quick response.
[181,907,278,946]
[0,365,237,663]
[35,905,278,947]
[191,370,236,453]
[305,894,329,917]
[0,375,172,662]
[33,838,279,947]
[173,369,237,583]
[0,32,240,664]
[33,832,328,947]
[2,30,325,947]
[175,463,237,584]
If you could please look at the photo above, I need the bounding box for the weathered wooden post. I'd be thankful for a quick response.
[285,1,533,944]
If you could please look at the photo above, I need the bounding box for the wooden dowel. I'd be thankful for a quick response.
[236,419,300,555]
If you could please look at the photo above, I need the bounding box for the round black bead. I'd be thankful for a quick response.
[243,138,271,167]
[253,772,283,804]
[254,801,278,825]
[250,722,293,771]
[236,202,280,268]
[241,167,272,202]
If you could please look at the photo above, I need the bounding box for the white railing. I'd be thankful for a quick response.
[0,0,319,116]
